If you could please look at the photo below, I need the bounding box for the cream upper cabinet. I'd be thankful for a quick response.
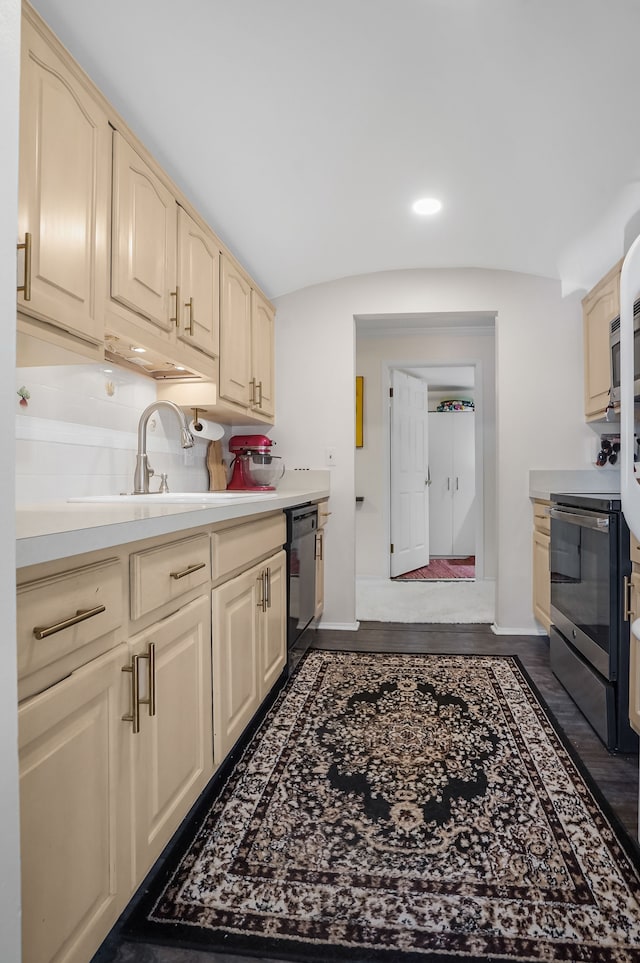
[251,289,275,418]
[128,595,213,883]
[220,253,276,420]
[220,253,253,407]
[177,206,220,359]
[18,13,109,351]
[19,643,131,963]
[583,261,621,420]
[111,131,177,333]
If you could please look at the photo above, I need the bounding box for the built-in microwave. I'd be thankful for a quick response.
[610,298,640,404]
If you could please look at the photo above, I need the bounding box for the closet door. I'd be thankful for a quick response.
[428,413,454,556]
[451,414,476,556]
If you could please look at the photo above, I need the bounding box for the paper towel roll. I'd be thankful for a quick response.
[188,419,225,441]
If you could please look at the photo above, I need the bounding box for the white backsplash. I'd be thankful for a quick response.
[15,363,218,504]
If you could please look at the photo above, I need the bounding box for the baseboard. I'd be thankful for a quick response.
[491,622,547,636]
[316,621,360,632]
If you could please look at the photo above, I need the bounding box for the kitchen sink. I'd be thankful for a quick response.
[68,491,281,505]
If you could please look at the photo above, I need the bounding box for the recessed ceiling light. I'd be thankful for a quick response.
[412,197,442,216]
[130,346,146,353]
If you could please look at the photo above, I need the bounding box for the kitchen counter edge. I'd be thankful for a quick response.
[16,488,330,569]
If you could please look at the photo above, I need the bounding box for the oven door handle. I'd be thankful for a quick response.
[549,508,609,531]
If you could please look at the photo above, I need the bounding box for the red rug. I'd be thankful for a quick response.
[394,556,475,580]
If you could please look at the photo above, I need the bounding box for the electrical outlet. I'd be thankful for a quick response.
[326,447,337,466]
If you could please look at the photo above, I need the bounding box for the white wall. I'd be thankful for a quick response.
[0,0,23,957]
[275,267,595,633]
[355,331,495,580]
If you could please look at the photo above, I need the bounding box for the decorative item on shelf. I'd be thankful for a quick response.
[605,388,617,422]
[436,399,474,412]
[17,386,30,408]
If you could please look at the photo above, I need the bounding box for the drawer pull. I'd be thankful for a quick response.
[315,532,323,561]
[139,642,157,717]
[170,561,206,580]
[184,296,195,336]
[33,604,106,640]
[249,378,256,406]
[17,232,32,302]
[170,286,180,327]
[257,381,263,408]
[625,576,634,622]
[265,566,271,609]
[122,654,141,734]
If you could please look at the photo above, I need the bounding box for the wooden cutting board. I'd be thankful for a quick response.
[206,441,227,491]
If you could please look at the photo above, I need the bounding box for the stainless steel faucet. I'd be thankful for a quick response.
[133,401,194,494]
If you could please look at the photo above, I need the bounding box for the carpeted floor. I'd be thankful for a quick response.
[123,650,640,963]
[394,556,475,580]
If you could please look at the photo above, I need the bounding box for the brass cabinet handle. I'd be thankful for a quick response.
[170,561,206,580]
[625,576,634,622]
[33,604,106,640]
[139,642,156,717]
[249,378,256,406]
[257,381,263,408]
[122,654,142,734]
[170,286,180,327]
[184,296,194,335]
[17,232,32,302]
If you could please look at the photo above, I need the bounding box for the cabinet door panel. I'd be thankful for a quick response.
[451,414,476,556]
[261,551,287,694]
[177,206,220,358]
[532,530,551,633]
[130,595,212,882]
[212,565,261,761]
[219,254,252,407]
[428,412,454,556]
[19,643,130,963]
[111,131,176,331]
[19,18,108,344]
[251,290,275,417]
[583,266,620,419]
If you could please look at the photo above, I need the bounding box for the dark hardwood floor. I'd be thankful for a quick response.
[93,622,640,963]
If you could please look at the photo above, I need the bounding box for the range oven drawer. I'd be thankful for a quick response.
[550,626,617,749]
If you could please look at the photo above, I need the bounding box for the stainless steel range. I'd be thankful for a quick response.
[549,491,637,752]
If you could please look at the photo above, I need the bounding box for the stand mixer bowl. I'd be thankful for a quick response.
[227,435,284,490]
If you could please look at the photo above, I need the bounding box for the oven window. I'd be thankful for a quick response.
[550,516,611,653]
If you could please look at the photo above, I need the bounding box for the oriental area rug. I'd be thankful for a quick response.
[393,556,475,581]
[125,651,640,962]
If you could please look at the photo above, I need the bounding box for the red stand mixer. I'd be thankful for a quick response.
[227,435,284,491]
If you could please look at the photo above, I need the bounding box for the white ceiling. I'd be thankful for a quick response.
[29,0,640,299]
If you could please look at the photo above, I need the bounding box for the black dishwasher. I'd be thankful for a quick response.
[285,504,318,649]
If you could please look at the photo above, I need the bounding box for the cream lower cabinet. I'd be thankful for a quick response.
[212,550,286,762]
[128,594,213,884]
[532,499,551,634]
[19,643,131,963]
[314,500,330,621]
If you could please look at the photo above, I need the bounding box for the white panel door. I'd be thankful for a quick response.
[390,370,429,577]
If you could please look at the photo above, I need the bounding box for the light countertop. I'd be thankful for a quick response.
[529,469,620,501]
[16,486,329,569]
